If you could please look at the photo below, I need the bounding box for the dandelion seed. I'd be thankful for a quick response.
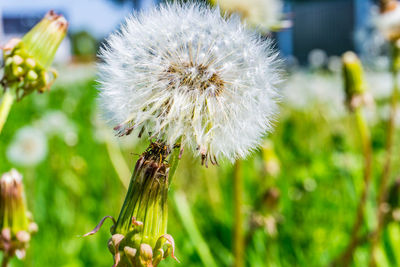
[98,3,281,163]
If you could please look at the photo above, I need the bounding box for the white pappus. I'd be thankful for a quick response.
[98,3,281,163]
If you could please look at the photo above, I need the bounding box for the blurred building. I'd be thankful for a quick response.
[0,0,157,64]
[0,0,375,66]
[279,0,373,64]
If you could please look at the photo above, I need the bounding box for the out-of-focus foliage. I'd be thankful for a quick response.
[0,64,400,266]
[70,31,99,61]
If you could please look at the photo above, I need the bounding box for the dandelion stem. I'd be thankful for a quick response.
[105,137,130,189]
[379,0,391,11]
[333,107,373,266]
[0,90,15,134]
[233,160,244,267]
[1,255,10,267]
[168,144,181,185]
[173,191,218,267]
[369,47,399,267]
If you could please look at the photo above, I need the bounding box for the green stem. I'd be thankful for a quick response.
[173,191,218,267]
[104,136,131,189]
[336,108,373,266]
[233,160,244,267]
[1,255,10,267]
[369,56,399,267]
[0,90,15,134]
[168,145,181,186]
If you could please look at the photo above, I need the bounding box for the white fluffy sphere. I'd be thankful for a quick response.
[98,3,281,162]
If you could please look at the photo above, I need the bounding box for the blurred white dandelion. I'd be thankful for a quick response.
[211,0,290,32]
[7,126,48,167]
[283,71,345,118]
[36,111,72,136]
[327,56,342,73]
[304,177,317,192]
[376,1,400,41]
[308,49,327,69]
[98,3,281,162]
[366,71,393,99]
[35,111,78,146]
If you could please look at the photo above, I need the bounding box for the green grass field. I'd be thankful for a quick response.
[1,65,400,267]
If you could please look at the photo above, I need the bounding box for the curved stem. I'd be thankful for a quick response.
[233,160,244,267]
[331,108,373,266]
[369,62,399,267]
[0,90,16,134]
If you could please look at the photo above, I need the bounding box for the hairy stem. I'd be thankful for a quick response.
[331,108,373,266]
[0,90,15,134]
[369,60,399,267]
[233,160,244,267]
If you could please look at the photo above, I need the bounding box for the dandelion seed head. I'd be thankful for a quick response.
[98,3,281,161]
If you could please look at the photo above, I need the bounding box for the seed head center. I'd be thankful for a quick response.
[166,62,224,97]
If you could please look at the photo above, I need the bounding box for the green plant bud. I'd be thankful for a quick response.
[111,142,178,266]
[108,238,115,255]
[5,57,13,67]
[138,244,153,266]
[113,144,170,246]
[40,71,49,85]
[152,248,164,266]
[22,10,68,68]
[124,246,137,262]
[28,222,38,234]
[342,52,366,96]
[0,10,67,99]
[16,231,30,243]
[0,169,37,260]
[26,70,38,81]
[12,55,24,66]
[11,64,24,78]
[112,234,125,247]
[84,143,178,267]
[25,58,36,69]
[342,52,370,110]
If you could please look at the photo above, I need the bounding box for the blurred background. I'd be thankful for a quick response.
[1,0,400,266]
